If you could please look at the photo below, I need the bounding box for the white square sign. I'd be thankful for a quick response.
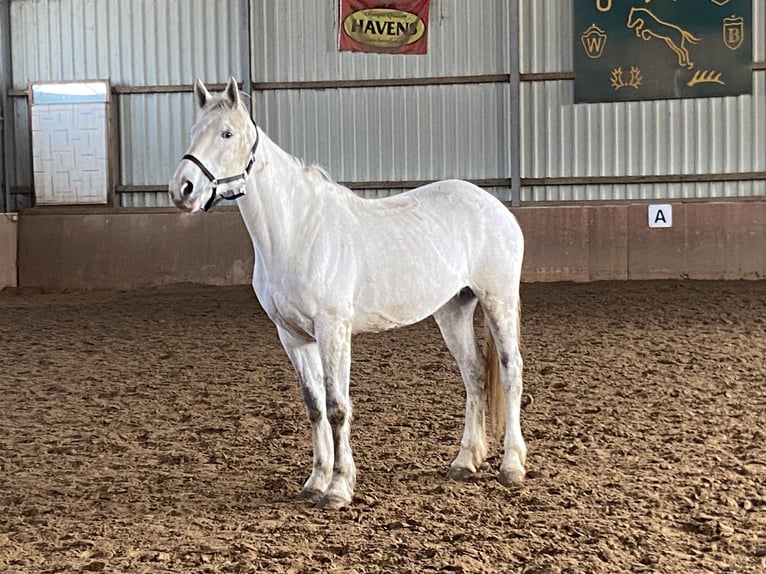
[648,204,672,228]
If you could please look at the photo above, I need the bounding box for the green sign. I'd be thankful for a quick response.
[574,0,752,103]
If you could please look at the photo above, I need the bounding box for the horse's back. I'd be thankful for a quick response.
[381,178,518,227]
[409,179,523,251]
[414,179,524,290]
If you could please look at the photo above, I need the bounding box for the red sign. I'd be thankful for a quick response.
[338,0,430,55]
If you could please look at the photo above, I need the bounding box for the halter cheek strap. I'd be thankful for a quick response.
[182,127,261,212]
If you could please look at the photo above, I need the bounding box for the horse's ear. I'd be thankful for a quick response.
[194,79,211,109]
[225,77,241,107]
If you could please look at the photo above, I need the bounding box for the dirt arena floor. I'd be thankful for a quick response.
[1,280,765,573]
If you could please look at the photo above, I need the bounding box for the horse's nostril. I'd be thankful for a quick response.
[182,181,194,197]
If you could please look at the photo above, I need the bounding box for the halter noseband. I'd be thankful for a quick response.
[181,127,261,212]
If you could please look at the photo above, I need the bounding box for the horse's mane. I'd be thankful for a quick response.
[299,160,333,184]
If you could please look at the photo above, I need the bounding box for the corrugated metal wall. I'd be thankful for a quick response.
[519,0,766,202]
[2,0,765,211]
[252,0,509,81]
[250,0,512,198]
[255,84,510,189]
[7,0,248,210]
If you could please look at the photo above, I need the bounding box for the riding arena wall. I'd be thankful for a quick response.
[9,201,765,289]
[1,0,764,288]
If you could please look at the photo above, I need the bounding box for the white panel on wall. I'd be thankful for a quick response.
[30,81,110,205]
[32,102,109,204]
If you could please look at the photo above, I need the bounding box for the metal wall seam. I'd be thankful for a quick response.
[0,0,11,211]
[508,0,521,206]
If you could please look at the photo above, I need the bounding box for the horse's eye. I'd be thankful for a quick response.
[222,129,233,139]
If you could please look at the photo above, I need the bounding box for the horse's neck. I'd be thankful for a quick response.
[238,131,353,262]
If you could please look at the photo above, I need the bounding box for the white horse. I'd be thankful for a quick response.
[169,78,526,509]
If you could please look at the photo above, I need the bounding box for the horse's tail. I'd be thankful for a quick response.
[485,297,522,440]
[682,30,701,44]
[483,315,505,442]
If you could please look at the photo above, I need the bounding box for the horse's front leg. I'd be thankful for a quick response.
[314,317,356,509]
[277,327,333,501]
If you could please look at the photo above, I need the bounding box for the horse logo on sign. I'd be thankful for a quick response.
[626,7,700,70]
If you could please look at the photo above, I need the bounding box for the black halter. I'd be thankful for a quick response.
[182,127,261,212]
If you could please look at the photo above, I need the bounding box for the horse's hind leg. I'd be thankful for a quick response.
[481,297,526,486]
[433,288,487,479]
[277,327,333,501]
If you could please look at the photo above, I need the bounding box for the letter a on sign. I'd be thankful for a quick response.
[648,204,672,228]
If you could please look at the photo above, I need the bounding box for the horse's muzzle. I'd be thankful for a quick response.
[168,178,199,212]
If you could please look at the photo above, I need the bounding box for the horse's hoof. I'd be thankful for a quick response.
[298,488,323,503]
[497,467,525,487]
[447,466,476,481]
[314,494,350,510]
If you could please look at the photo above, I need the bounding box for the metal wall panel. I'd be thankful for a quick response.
[522,75,766,178]
[756,0,765,61]
[118,93,199,208]
[519,0,572,74]
[251,0,509,82]
[249,0,512,199]
[518,0,766,202]
[11,98,31,188]
[254,83,510,184]
[4,0,764,209]
[11,0,244,87]
[9,0,247,208]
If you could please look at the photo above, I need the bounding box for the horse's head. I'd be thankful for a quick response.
[169,77,258,212]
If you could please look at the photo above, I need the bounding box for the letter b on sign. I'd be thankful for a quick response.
[648,204,672,228]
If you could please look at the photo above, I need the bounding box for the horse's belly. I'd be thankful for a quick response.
[352,276,459,333]
[351,306,425,333]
